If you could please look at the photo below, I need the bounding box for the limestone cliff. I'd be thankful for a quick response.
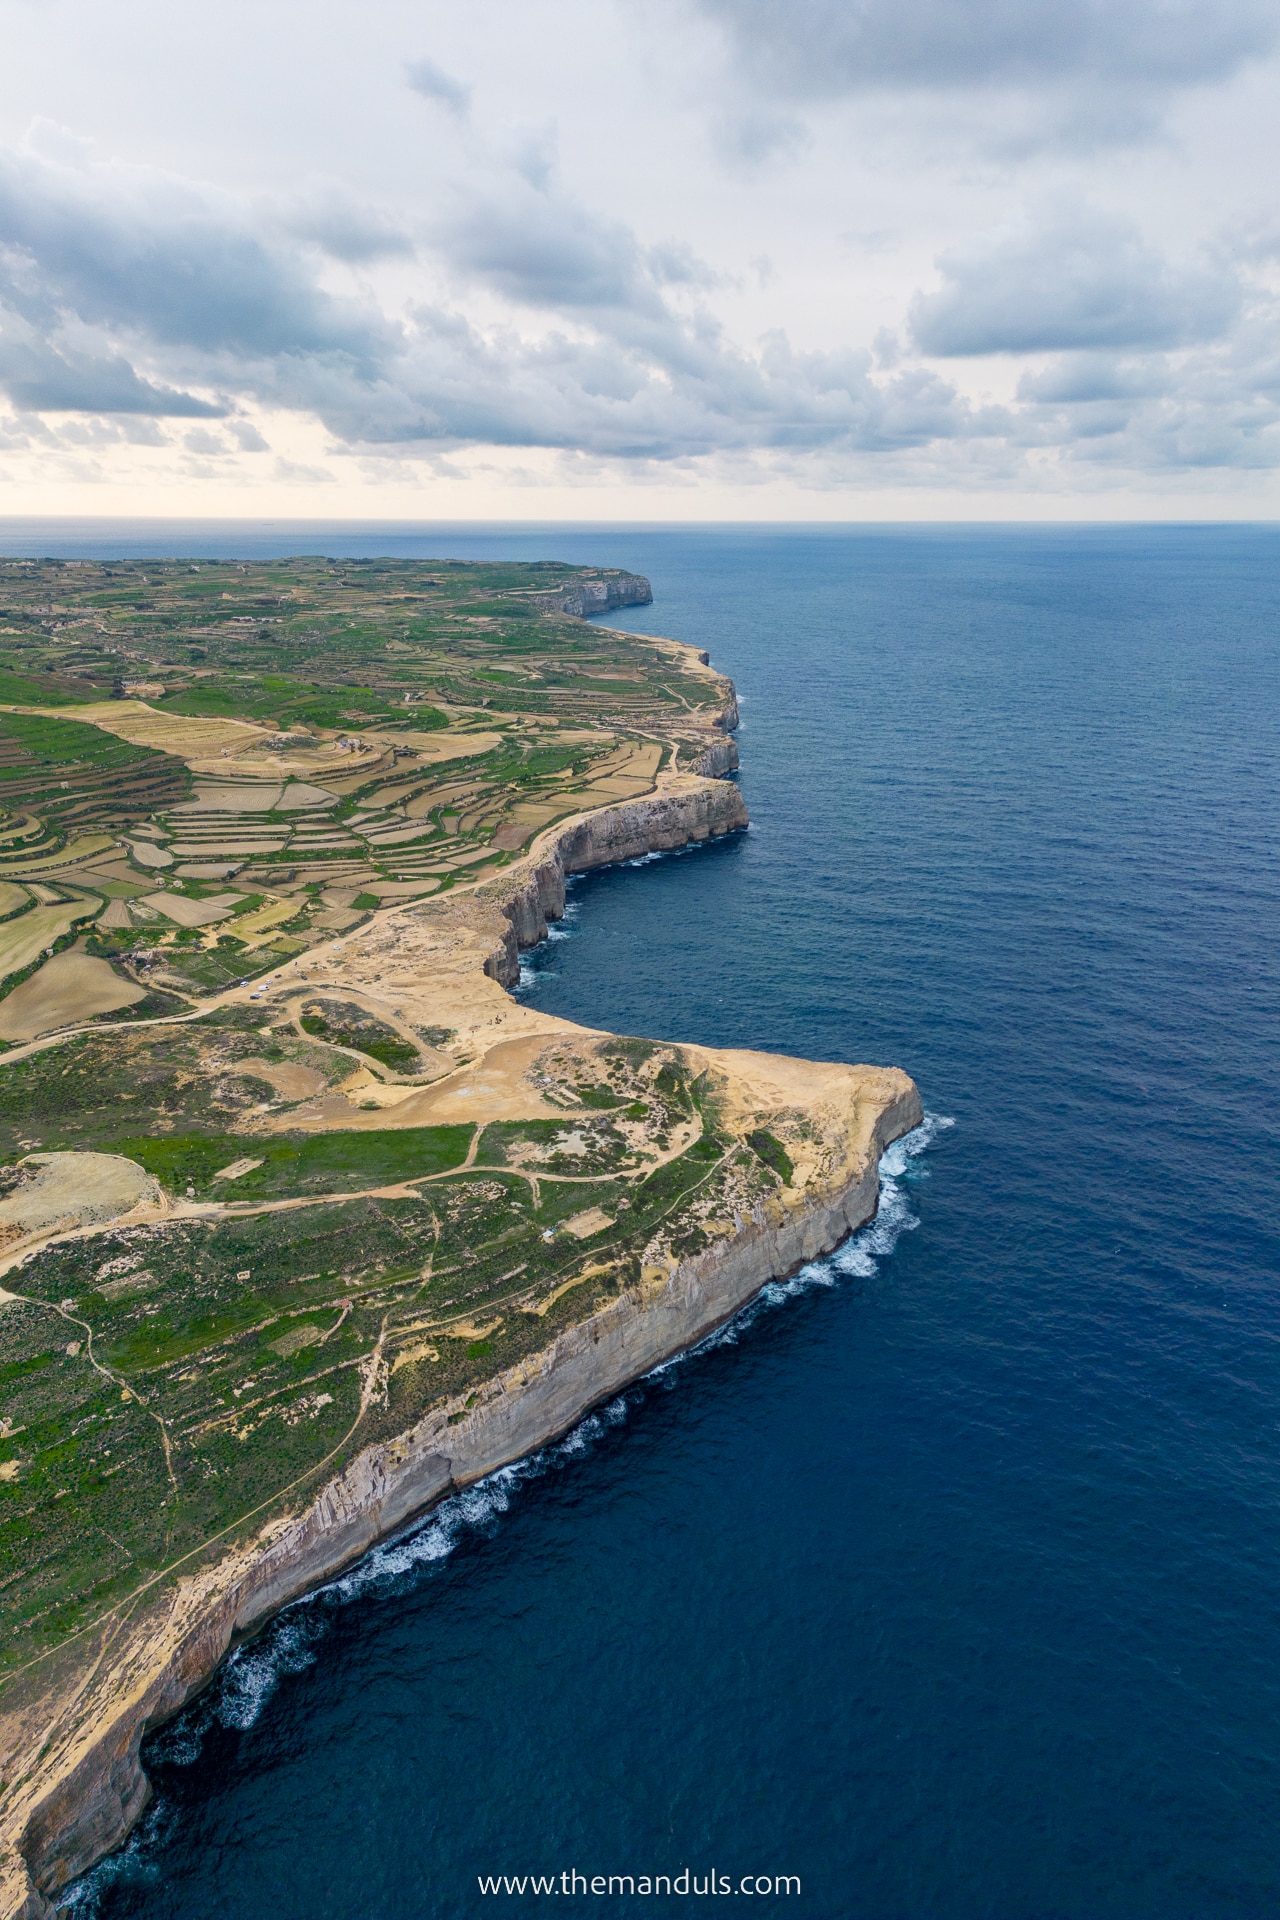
[483,775,749,991]
[3,1065,919,1917]
[524,571,653,618]
[690,736,740,779]
[0,648,918,1920]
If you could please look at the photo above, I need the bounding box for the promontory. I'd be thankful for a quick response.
[0,555,920,1918]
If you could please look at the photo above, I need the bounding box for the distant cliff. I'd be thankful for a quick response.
[523,571,653,618]
[484,775,749,991]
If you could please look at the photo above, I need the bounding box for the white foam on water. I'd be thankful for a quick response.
[214,1617,321,1731]
[138,1394,648,1785]
[516,897,580,989]
[652,1112,954,1369]
[623,839,707,871]
[301,1412,641,1616]
[144,1706,209,1769]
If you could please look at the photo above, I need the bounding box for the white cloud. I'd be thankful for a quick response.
[1,0,1279,507]
[910,208,1239,355]
[404,56,472,115]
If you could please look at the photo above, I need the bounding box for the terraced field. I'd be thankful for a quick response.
[0,559,734,998]
[0,553,762,1669]
[0,1024,793,1650]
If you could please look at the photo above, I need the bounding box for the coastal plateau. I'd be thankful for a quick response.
[0,558,920,1918]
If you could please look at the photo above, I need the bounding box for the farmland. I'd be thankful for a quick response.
[0,555,766,1673]
[0,1037,792,1655]
[0,557,729,985]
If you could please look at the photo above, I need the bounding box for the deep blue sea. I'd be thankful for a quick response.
[13,522,1279,1918]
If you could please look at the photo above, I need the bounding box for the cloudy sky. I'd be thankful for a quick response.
[2,0,1279,517]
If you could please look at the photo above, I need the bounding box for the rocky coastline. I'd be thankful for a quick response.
[4,1062,917,1920]
[0,673,918,1920]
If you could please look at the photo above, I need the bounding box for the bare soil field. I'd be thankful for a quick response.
[172,783,285,813]
[122,841,173,869]
[0,949,145,1040]
[231,1058,328,1100]
[0,902,91,983]
[28,701,273,765]
[0,1150,160,1236]
[275,1033,570,1132]
[139,891,240,929]
[72,860,153,889]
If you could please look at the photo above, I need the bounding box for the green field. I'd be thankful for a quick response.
[0,1030,782,1670]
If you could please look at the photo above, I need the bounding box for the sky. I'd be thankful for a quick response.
[2,0,1279,520]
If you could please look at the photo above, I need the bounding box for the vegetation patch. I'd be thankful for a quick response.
[746,1129,795,1185]
[298,998,421,1073]
[116,1123,474,1198]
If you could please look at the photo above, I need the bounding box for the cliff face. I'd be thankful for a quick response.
[484,775,749,991]
[0,650,920,1920]
[690,736,739,778]
[10,1070,919,1914]
[526,572,653,618]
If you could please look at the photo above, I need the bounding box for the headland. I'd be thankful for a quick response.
[0,557,919,1918]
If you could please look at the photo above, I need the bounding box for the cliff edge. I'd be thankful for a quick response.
[0,601,921,1920]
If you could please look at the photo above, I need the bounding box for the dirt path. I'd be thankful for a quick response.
[3,1289,178,1499]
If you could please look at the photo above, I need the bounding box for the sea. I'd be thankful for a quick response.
[7,521,1278,1919]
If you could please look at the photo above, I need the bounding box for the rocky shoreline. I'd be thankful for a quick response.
[5,1071,918,1919]
[0,685,918,1920]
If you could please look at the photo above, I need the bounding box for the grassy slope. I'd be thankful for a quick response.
[0,1042,768,1667]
